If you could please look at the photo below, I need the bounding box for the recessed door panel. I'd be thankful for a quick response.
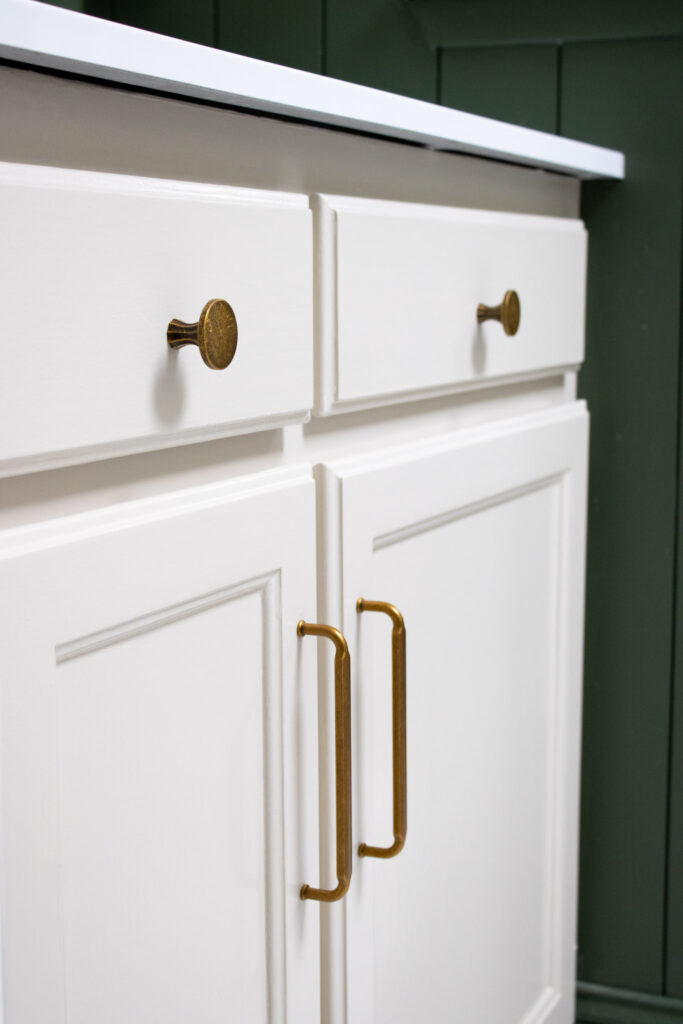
[57,592,267,1023]
[367,485,558,1023]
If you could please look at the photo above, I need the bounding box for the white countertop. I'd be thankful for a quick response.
[0,0,625,180]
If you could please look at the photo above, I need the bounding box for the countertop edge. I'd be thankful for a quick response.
[0,0,625,180]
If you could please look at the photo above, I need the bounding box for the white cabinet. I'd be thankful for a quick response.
[322,406,588,1024]
[0,53,613,1024]
[0,472,321,1024]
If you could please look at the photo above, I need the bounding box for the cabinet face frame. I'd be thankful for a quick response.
[318,404,588,1024]
[0,470,321,1024]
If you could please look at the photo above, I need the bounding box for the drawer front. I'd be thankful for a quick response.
[0,164,312,474]
[314,194,586,414]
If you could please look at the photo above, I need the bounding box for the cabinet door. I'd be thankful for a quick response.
[321,406,588,1024]
[0,471,320,1024]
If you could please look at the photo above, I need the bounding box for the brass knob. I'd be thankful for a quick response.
[167,298,238,370]
[476,289,520,336]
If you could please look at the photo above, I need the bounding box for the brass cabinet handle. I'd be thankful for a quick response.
[298,620,352,902]
[167,298,238,370]
[357,599,407,859]
[476,289,521,336]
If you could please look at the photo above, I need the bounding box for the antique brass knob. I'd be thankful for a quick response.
[476,289,520,336]
[167,298,238,370]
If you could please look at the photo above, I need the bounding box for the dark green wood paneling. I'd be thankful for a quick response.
[667,200,683,997]
[85,0,113,17]
[113,0,214,46]
[408,0,683,48]
[576,982,683,1023]
[217,0,322,73]
[562,38,683,993]
[37,0,85,9]
[440,45,558,133]
[326,0,436,101]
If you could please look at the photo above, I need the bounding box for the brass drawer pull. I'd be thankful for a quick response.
[167,298,238,370]
[357,599,407,859]
[298,620,352,903]
[477,289,521,336]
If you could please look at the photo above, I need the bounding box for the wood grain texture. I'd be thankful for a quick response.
[440,45,558,134]
[562,38,683,994]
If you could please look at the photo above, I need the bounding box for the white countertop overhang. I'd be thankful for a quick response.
[0,0,625,180]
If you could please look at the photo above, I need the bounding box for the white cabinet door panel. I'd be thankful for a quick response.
[321,405,588,1024]
[0,471,319,1024]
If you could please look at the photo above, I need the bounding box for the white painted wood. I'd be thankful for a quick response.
[313,462,351,1024]
[0,35,601,1020]
[0,0,624,179]
[0,162,312,475]
[0,375,571,532]
[314,194,587,414]
[0,470,321,1024]
[0,66,581,223]
[321,404,588,1024]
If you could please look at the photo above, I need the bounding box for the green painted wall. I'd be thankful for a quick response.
[563,37,682,1001]
[441,44,559,133]
[36,0,683,1019]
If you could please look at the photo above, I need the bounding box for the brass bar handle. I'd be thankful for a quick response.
[167,298,238,370]
[476,289,521,336]
[356,599,407,859]
[298,620,352,902]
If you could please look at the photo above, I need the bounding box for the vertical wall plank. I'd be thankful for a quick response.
[217,0,322,73]
[562,38,683,994]
[669,474,683,1000]
[440,45,558,133]
[112,0,215,46]
[666,188,683,999]
[406,0,683,48]
[326,0,436,101]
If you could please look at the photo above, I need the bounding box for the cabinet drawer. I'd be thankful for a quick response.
[0,164,312,475]
[313,194,586,414]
